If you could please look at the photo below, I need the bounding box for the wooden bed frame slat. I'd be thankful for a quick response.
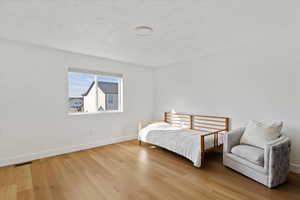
[167,113,190,117]
[193,126,225,131]
[194,122,226,127]
[193,114,229,119]
[167,119,190,122]
[193,118,226,123]
[194,119,226,124]
[166,118,191,122]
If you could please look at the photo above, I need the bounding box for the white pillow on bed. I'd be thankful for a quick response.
[146,122,172,129]
[144,122,183,131]
[240,120,283,149]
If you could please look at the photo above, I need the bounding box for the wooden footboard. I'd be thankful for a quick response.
[200,131,225,164]
[190,114,229,165]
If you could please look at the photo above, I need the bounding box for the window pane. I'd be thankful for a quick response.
[97,75,120,111]
[68,70,122,114]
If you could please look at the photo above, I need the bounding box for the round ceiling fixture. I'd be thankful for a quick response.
[134,26,153,36]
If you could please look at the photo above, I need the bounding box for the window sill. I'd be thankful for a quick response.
[68,110,123,116]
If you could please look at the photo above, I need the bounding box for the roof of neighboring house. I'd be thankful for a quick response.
[82,81,118,96]
[98,81,118,94]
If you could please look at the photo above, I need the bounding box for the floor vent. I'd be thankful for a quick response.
[15,161,33,167]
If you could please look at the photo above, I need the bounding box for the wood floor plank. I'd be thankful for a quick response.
[17,189,35,200]
[15,164,35,200]
[0,185,17,200]
[0,166,16,187]
[0,140,299,200]
[15,165,33,193]
[31,160,54,200]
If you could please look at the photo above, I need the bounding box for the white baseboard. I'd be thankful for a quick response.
[290,163,300,174]
[0,135,137,167]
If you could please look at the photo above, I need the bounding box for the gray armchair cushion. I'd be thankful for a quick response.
[231,145,264,166]
[224,127,245,153]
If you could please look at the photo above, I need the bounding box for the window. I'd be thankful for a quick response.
[108,95,114,104]
[68,68,123,114]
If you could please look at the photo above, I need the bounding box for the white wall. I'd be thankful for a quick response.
[153,31,300,172]
[0,39,153,166]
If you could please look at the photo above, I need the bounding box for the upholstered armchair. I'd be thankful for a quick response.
[223,128,291,188]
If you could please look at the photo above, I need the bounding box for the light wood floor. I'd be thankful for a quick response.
[0,140,299,200]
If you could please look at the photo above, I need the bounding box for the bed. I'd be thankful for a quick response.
[138,112,230,167]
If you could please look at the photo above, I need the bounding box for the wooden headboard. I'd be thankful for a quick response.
[164,112,230,132]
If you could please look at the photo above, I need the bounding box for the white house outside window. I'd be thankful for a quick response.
[68,68,123,114]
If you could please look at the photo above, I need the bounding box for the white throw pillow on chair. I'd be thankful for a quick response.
[240,120,283,149]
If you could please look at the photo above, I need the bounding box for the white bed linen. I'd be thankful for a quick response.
[138,122,223,167]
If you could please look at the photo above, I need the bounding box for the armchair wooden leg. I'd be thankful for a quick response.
[139,140,142,145]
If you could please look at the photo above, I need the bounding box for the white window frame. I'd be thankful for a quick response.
[68,68,123,116]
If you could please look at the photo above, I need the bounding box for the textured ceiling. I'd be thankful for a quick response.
[0,0,299,67]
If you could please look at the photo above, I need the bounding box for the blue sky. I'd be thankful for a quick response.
[68,72,119,97]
